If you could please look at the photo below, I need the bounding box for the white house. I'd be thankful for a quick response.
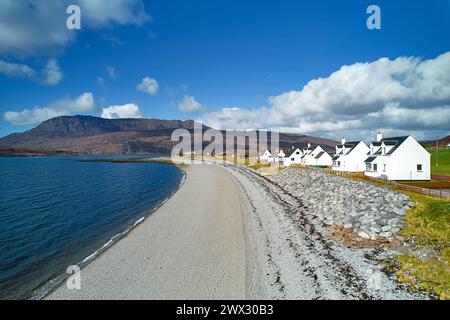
[260,149,272,162]
[275,149,286,163]
[301,145,332,166]
[332,139,370,172]
[283,147,303,167]
[446,143,450,149]
[310,145,333,166]
[364,133,431,181]
[300,144,314,165]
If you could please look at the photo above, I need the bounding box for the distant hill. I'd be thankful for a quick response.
[421,134,450,148]
[0,146,77,157]
[0,115,338,155]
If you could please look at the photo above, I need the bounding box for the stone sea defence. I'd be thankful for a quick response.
[271,168,414,240]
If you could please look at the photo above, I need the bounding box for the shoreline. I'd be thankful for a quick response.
[35,160,187,300]
[46,162,246,300]
[44,160,427,300]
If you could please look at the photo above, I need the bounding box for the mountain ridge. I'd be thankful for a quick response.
[0,115,338,155]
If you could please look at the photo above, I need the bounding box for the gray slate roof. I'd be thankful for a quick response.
[365,156,377,163]
[369,136,409,155]
[315,151,325,159]
[336,141,361,155]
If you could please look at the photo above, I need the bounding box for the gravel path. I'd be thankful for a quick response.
[220,163,427,300]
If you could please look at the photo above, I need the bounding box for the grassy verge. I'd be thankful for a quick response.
[374,186,450,299]
[247,163,270,170]
[428,147,450,176]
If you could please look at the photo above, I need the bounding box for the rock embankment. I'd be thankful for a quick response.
[271,168,414,240]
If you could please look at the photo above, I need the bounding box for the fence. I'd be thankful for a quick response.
[319,167,450,199]
[431,174,450,182]
[392,182,450,199]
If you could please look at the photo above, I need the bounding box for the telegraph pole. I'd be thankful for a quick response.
[436,140,439,173]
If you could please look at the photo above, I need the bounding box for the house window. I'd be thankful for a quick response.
[366,163,371,171]
[383,164,386,172]
[291,158,295,161]
[337,161,341,166]
[296,151,299,155]
[417,164,423,172]
[373,164,378,171]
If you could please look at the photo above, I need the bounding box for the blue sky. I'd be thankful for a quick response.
[0,0,449,141]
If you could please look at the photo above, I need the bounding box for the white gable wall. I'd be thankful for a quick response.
[308,146,324,165]
[365,155,390,179]
[284,148,303,167]
[365,136,431,180]
[314,152,333,166]
[303,147,318,165]
[333,141,370,172]
[260,150,272,162]
[386,137,430,180]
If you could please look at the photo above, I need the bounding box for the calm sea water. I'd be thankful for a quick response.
[0,155,184,300]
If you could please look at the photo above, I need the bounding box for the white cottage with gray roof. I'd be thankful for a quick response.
[364,133,431,181]
[332,139,370,172]
[283,147,303,167]
[301,145,332,166]
[260,149,273,162]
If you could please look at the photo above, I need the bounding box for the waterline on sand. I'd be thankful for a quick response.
[30,168,187,300]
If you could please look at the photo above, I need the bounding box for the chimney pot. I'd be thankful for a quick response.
[376,131,383,142]
[341,138,346,145]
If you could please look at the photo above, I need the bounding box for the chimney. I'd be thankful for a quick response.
[376,131,383,142]
[308,143,311,149]
[341,138,346,145]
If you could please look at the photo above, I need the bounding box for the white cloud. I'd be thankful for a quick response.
[178,95,206,114]
[52,92,95,113]
[0,59,37,79]
[199,52,450,141]
[100,33,124,46]
[0,58,63,85]
[78,0,151,27]
[137,77,159,96]
[3,92,95,126]
[0,0,150,58]
[106,66,116,78]
[101,103,143,119]
[41,58,63,85]
[97,77,105,87]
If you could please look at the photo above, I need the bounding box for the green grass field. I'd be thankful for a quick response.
[428,148,450,176]
[395,193,450,299]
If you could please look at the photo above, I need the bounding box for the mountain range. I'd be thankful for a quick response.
[0,116,339,156]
